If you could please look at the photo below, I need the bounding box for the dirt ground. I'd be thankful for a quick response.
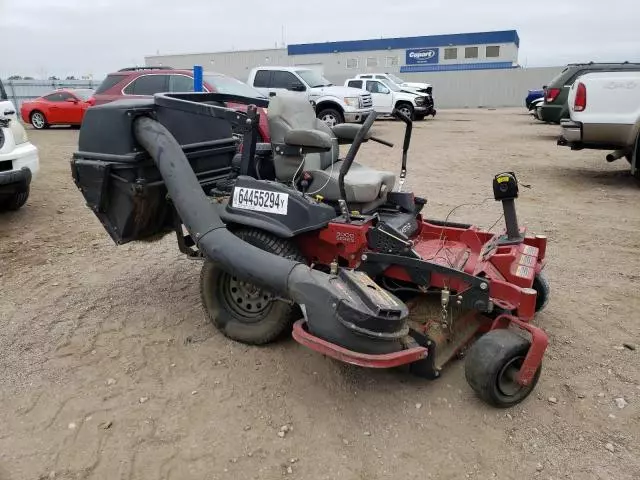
[1,109,639,480]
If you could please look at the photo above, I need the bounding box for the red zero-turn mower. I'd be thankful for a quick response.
[71,92,550,407]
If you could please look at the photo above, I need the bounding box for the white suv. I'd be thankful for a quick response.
[0,79,40,211]
[247,66,374,127]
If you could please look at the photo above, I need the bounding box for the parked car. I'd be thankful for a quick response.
[0,79,40,210]
[525,88,544,110]
[247,66,373,127]
[539,62,640,124]
[355,73,433,95]
[92,67,272,142]
[557,71,640,179]
[344,77,432,120]
[352,74,436,119]
[20,88,95,129]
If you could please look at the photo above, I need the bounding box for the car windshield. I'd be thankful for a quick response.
[203,74,266,99]
[387,73,405,84]
[382,80,401,92]
[547,67,569,87]
[295,70,333,88]
[72,89,95,101]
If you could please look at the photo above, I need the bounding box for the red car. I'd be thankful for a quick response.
[20,88,95,129]
[92,67,271,142]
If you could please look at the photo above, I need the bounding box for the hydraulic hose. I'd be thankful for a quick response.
[133,115,298,294]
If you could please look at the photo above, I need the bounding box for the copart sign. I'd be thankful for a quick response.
[405,48,439,65]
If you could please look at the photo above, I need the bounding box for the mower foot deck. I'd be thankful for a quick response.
[292,320,428,368]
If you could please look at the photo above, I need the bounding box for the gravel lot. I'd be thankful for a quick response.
[1,109,639,480]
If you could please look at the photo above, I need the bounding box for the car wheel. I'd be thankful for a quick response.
[396,103,414,120]
[30,111,48,129]
[1,189,30,211]
[627,133,640,180]
[317,108,344,127]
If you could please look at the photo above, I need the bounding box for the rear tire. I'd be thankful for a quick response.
[30,111,48,129]
[317,108,344,127]
[200,229,305,345]
[465,329,541,408]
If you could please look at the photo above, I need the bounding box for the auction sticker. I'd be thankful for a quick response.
[232,187,289,215]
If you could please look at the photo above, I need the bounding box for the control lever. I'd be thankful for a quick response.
[391,108,413,192]
[370,136,394,147]
[492,172,523,244]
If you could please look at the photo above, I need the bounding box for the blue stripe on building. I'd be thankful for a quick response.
[400,62,516,73]
[287,30,519,56]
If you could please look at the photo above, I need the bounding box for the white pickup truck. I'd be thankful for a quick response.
[558,71,640,179]
[247,66,373,127]
[0,79,40,211]
[345,77,432,120]
[354,73,432,95]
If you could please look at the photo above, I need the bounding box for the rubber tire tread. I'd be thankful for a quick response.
[464,329,541,408]
[317,108,344,126]
[395,102,414,121]
[1,189,29,211]
[30,111,48,129]
[200,228,304,345]
[532,271,550,312]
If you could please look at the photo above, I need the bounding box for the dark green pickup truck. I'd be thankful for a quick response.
[538,62,640,124]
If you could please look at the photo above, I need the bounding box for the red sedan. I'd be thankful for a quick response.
[20,88,95,129]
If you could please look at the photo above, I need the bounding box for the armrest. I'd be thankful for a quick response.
[284,129,333,153]
[331,123,371,144]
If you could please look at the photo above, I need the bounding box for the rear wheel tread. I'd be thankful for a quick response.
[533,271,550,312]
[200,229,304,345]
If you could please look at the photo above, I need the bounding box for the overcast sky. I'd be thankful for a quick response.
[1,0,639,79]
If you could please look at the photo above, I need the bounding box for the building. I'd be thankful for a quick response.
[145,30,520,84]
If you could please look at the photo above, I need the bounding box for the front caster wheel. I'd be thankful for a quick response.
[532,271,550,312]
[464,329,541,408]
[200,229,304,345]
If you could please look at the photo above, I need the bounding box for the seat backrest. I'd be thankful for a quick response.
[267,94,338,183]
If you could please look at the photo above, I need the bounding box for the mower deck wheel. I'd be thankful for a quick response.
[464,329,541,408]
[200,229,304,345]
[532,272,550,312]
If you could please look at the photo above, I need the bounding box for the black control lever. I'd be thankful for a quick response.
[391,108,413,192]
[492,172,523,244]
[239,104,259,176]
[338,111,378,221]
[370,136,394,147]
